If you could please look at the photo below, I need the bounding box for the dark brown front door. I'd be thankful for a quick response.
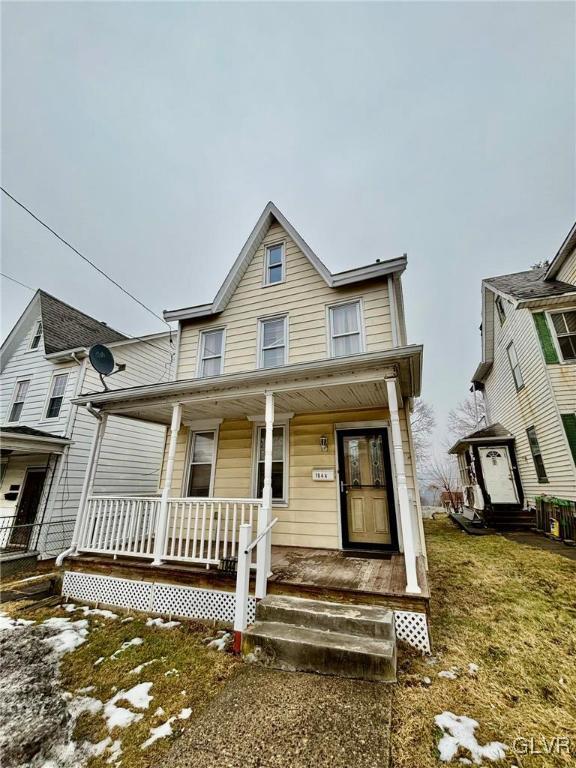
[337,429,398,551]
[9,469,47,550]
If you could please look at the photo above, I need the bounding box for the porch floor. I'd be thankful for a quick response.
[67,545,429,613]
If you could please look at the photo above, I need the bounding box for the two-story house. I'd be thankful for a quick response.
[60,203,430,675]
[0,290,173,575]
[450,222,576,533]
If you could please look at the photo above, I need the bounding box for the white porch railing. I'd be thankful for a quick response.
[79,495,261,566]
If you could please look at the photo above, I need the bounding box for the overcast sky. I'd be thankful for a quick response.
[2,1,574,441]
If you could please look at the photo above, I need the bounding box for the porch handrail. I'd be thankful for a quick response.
[246,517,278,554]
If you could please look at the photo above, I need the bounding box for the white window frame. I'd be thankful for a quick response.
[546,307,576,364]
[257,314,288,369]
[27,320,43,352]
[263,241,286,286]
[43,372,69,420]
[251,421,290,505]
[327,299,365,358]
[495,296,507,326]
[506,341,524,391]
[196,327,226,378]
[7,378,31,423]
[183,427,220,498]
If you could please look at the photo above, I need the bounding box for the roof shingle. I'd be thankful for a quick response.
[484,267,575,302]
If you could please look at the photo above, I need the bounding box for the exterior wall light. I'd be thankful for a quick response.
[320,434,328,452]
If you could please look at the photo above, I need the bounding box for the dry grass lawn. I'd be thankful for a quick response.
[392,517,576,767]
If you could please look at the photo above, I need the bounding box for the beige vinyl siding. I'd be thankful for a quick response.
[164,407,421,552]
[556,247,576,286]
[177,222,394,379]
[483,301,576,503]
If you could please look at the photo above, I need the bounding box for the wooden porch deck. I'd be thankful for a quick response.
[66,546,429,614]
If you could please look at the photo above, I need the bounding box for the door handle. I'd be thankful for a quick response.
[340,481,345,493]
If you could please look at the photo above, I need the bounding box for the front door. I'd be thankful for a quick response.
[478,446,518,504]
[9,468,47,550]
[337,429,398,551]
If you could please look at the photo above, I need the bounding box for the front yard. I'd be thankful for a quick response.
[393,517,576,767]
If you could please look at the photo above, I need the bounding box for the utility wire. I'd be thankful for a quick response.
[1,271,35,291]
[1,186,170,330]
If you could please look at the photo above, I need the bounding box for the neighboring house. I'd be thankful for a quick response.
[451,222,576,531]
[0,290,173,572]
[62,202,430,676]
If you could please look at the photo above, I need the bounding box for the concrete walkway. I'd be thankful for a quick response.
[503,530,576,561]
[166,664,392,768]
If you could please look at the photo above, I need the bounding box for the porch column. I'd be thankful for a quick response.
[152,403,182,566]
[386,377,421,594]
[256,390,274,598]
[73,411,108,554]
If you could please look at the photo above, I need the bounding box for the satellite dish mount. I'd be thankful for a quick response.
[88,344,126,391]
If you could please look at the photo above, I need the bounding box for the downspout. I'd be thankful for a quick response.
[56,401,103,566]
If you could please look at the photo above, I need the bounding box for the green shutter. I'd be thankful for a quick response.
[533,313,559,364]
[561,413,576,465]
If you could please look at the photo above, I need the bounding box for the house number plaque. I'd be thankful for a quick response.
[312,468,335,481]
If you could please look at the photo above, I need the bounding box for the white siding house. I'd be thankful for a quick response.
[0,290,173,562]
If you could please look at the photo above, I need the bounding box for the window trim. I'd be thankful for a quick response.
[27,320,43,352]
[251,421,290,505]
[262,241,286,287]
[495,296,507,327]
[327,298,366,358]
[257,314,289,369]
[506,341,524,391]
[43,371,69,420]
[7,378,31,423]
[196,327,226,378]
[526,426,549,484]
[545,307,576,365]
[183,427,219,498]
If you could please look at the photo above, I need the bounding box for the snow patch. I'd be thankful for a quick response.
[435,711,507,764]
[63,604,119,620]
[438,667,459,680]
[140,718,176,749]
[154,707,165,717]
[467,663,479,677]
[113,682,153,710]
[68,696,103,720]
[109,637,143,660]
[164,668,179,677]
[0,611,35,631]
[204,632,231,651]
[76,686,95,695]
[178,707,192,720]
[121,616,134,623]
[42,618,89,656]
[146,617,180,629]
[129,659,158,675]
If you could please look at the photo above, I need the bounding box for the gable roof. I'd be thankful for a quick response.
[448,422,514,454]
[164,202,407,322]
[484,267,575,302]
[1,290,127,368]
[545,220,576,280]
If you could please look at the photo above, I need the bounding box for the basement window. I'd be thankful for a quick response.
[526,426,548,483]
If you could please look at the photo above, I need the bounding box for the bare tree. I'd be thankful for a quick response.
[425,455,461,513]
[447,393,486,440]
[410,398,436,466]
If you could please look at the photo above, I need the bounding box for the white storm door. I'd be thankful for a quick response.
[478,446,518,504]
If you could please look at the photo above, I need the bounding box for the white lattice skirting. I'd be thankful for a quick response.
[394,610,431,654]
[62,571,256,625]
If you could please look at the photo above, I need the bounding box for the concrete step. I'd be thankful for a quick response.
[242,620,397,682]
[256,595,395,640]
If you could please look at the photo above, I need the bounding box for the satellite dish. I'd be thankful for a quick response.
[89,344,115,375]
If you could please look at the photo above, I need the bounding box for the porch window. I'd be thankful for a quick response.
[259,316,287,368]
[8,380,30,423]
[506,342,524,390]
[255,425,286,501]
[526,426,548,483]
[329,301,363,357]
[187,431,216,496]
[29,321,43,350]
[45,373,68,419]
[264,243,284,285]
[198,329,225,377]
[549,310,576,362]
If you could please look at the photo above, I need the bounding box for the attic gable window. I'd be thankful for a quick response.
[550,310,576,362]
[29,321,43,350]
[45,373,68,419]
[264,243,285,285]
[8,380,30,423]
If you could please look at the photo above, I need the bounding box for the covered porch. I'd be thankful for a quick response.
[68,348,425,600]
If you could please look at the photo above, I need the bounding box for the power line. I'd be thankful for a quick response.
[1,272,35,291]
[1,186,170,330]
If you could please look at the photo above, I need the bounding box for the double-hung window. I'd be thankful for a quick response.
[186,431,216,496]
[264,243,284,285]
[550,310,576,362]
[495,296,507,326]
[198,329,225,377]
[329,301,363,357]
[259,316,287,368]
[255,425,286,502]
[45,373,68,419]
[526,426,548,483]
[506,342,524,390]
[8,380,30,423]
[29,321,43,350]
